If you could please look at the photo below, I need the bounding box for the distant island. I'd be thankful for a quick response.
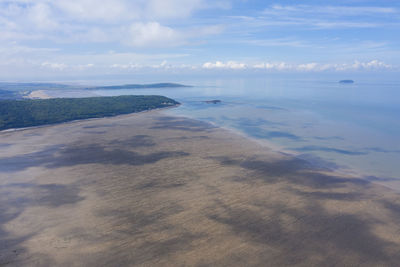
[0,82,73,91]
[0,95,179,131]
[339,80,354,84]
[86,83,191,90]
[203,100,222,104]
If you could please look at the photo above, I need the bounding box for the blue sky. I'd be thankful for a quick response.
[1,0,400,80]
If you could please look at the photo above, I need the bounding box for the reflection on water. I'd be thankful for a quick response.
[46,78,400,181]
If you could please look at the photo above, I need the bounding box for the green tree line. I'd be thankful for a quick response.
[0,95,179,131]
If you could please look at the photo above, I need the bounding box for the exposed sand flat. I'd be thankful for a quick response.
[23,90,52,99]
[0,111,400,266]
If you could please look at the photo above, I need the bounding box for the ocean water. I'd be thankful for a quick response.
[52,77,400,185]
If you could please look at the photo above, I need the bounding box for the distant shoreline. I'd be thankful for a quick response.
[0,82,191,98]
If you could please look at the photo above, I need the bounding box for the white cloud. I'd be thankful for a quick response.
[75,63,94,70]
[54,0,219,21]
[0,0,225,23]
[41,62,67,70]
[146,0,203,19]
[54,0,130,22]
[28,2,58,30]
[202,61,247,69]
[297,63,318,71]
[125,22,184,47]
[110,63,143,69]
[0,0,226,46]
[337,60,392,71]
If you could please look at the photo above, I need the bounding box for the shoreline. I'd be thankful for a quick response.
[163,109,399,191]
[209,123,400,192]
[2,104,399,192]
[23,89,52,99]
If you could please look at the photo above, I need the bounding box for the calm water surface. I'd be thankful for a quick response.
[51,78,400,183]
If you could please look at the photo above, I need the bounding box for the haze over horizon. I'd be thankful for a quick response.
[1,0,400,80]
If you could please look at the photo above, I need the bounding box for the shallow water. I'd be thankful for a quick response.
[48,77,400,183]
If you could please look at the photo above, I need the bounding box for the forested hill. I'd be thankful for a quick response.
[0,95,179,131]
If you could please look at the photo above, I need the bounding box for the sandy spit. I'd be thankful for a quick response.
[23,90,52,99]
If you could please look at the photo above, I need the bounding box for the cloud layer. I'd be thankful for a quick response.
[0,1,399,79]
[0,0,224,46]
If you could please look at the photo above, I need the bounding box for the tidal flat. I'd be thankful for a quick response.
[1,111,400,266]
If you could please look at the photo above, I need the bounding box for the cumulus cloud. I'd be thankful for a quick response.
[1,0,218,22]
[0,1,397,78]
[0,0,225,46]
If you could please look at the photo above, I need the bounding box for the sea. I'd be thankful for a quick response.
[45,75,400,189]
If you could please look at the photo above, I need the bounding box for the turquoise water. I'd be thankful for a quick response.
[53,77,400,182]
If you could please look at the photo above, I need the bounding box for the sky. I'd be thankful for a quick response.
[1,0,400,80]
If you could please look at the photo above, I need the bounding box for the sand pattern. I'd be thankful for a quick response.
[0,112,400,266]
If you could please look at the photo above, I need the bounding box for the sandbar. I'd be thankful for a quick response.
[23,90,51,99]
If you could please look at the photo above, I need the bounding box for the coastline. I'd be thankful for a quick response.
[163,110,385,187]
[163,106,400,192]
[1,109,400,265]
[2,104,398,191]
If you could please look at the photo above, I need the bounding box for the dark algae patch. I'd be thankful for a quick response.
[0,95,179,131]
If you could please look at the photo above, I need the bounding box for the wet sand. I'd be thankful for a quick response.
[1,111,400,266]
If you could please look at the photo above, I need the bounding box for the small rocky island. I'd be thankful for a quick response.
[339,80,354,84]
[203,100,222,104]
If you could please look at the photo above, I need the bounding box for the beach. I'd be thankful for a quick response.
[23,90,52,99]
[1,110,400,266]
